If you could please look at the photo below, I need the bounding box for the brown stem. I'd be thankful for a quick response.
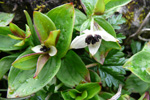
[86,63,98,68]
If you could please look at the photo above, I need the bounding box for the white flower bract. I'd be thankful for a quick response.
[70,18,118,56]
[32,45,57,56]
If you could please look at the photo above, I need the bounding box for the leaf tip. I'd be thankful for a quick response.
[33,75,38,79]
[23,10,26,13]
[33,11,39,16]
[70,2,73,5]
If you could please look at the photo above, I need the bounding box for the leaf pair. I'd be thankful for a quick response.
[8,23,31,46]
[62,82,101,100]
[0,27,24,51]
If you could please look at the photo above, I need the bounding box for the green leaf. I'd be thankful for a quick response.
[44,30,60,47]
[89,95,100,100]
[80,19,91,33]
[93,40,121,65]
[14,40,25,47]
[69,89,81,98]
[104,0,111,4]
[80,91,88,99]
[47,3,75,58]
[57,50,88,87]
[123,42,150,83]
[0,27,24,51]
[76,91,87,100]
[8,34,23,40]
[76,83,101,99]
[105,0,132,13]
[99,49,126,87]
[24,10,40,45]
[125,74,150,94]
[33,54,49,78]
[103,41,121,50]
[107,14,126,30]
[93,42,111,64]
[61,91,74,100]
[0,53,19,79]
[99,92,113,100]
[28,89,47,100]
[94,17,116,37]
[33,11,56,43]
[139,92,150,100]
[74,9,87,31]
[93,17,121,64]
[0,12,14,27]
[142,42,150,52]
[89,70,101,82]
[12,53,41,70]
[117,33,126,44]
[25,25,31,39]
[131,40,142,54]
[93,0,105,15]
[9,23,25,38]
[80,0,97,16]
[7,54,61,98]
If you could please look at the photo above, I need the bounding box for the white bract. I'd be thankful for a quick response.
[70,18,118,56]
[32,45,57,56]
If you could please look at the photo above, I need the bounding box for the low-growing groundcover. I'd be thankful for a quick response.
[0,0,150,100]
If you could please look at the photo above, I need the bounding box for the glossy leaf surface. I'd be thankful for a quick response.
[123,42,150,83]
[57,50,88,87]
[80,19,91,33]
[0,54,19,79]
[0,12,14,27]
[76,83,101,99]
[9,23,25,38]
[80,0,97,16]
[105,0,131,12]
[93,0,105,15]
[99,49,126,87]
[33,54,49,78]
[12,53,41,70]
[47,3,75,58]
[44,30,60,47]
[94,17,116,37]
[33,11,56,43]
[7,50,61,98]
[74,9,87,31]
[89,70,101,82]
[0,27,23,51]
[125,74,150,94]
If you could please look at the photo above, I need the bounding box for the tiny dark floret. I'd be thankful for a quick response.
[85,34,101,45]
[40,46,50,52]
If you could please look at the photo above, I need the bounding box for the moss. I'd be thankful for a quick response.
[123,1,146,29]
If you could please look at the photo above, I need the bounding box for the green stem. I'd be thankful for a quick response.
[54,83,63,93]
